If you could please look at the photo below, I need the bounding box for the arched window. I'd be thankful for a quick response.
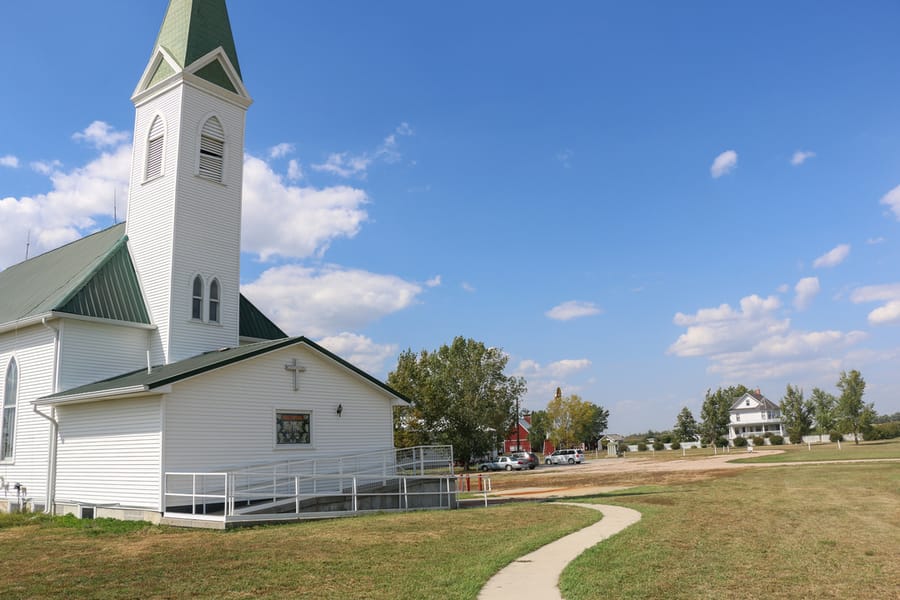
[208,279,220,323]
[192,276,204,320]
[1,359,18,461]
[145,115,165,180]
[198,116,225,183]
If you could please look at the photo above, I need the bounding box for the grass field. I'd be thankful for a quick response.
[560,462,899,599]
[1,449,896,599]
[732,438,900,463]
[0,503,597,599]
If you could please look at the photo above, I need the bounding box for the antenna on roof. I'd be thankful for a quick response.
[25,230,31,260]
[113,187,118,224]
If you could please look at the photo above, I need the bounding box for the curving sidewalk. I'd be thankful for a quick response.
[478,503,641,600]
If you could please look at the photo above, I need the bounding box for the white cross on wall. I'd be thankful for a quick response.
[284,358,306,391]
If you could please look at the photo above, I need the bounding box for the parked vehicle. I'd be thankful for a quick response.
[545,448,585,465]
[511,451,539,469]
[477,456,528,471]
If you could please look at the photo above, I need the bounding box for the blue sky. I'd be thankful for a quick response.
[2,1,900,433]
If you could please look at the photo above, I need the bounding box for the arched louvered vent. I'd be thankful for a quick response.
[146,116,165,180]
[199,117,225,183]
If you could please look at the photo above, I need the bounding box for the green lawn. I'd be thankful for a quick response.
[1,457,897,599]
[732,438,900,463]
[0,503,597,599]
[561,462,899,599]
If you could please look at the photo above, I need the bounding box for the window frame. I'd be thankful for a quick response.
[274,409,313,448]
[144,114,166,182]
[197,115,226,183]
[1,358,19,462]
[208,278,221,324]
[191,275,204,320]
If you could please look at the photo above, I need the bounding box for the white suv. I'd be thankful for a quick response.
[545,449,584,465]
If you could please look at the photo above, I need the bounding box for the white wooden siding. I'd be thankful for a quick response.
[55,396,162,510]
[0,324,56,504]
[126,86,183,367]
[164,345,395,473]
[57,319,148,390]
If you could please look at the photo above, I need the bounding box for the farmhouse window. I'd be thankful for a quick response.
[276,412,311,445]
[1,358,18,461]
[192,275,204,320]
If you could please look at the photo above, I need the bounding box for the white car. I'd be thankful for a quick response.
[545,449,584,465]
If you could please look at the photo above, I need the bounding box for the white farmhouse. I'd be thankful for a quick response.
[0,0,449,526]
[727,390,784,443]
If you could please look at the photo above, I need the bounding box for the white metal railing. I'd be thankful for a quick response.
[163,446,456,522]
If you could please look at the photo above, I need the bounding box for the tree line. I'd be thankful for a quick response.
[387,336,609,468]
[669,369,879,446]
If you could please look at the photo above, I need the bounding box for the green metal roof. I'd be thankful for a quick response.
[0,223,149,327]
[239,295,287,340]
[154,0,242,83]
[39,337,411,406]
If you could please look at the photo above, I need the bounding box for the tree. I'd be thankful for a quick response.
[526,410,550,453]
[835,370,875,444]
[780,384,813,444]
[545,393,608,448]
[673,407,698,443]
[810,387,837,443]
[700,385,748,445]
[387,337,527,468]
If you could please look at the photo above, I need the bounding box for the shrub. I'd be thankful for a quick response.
[789,432,804,444]
[763,432,772,438]
[652,441,664,451]
[752,436,765,446]
[829,431,843,443]
[636,443,648,452]
[769,435,784,445]
[617,442,629,454]
[660,433,673,444]
[670,441,681,450]
[733,436,748,447]
[714,437,729,448]
[867,422,900,440]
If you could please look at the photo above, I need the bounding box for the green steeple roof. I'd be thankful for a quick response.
[153,0,242,82]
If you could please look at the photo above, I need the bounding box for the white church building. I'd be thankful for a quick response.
[0,0,452,526]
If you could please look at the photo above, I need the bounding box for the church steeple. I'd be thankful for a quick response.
[135,0,249,99]
[126,0,250,365]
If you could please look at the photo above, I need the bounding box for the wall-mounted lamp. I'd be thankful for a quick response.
[336,403,343,417]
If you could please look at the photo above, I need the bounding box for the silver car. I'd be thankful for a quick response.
[545,449,584,465]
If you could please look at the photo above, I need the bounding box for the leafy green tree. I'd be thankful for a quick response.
[526,410,550,453]
[810,387,837,443]
[387,337,527,468]
[835,370,875,444]
[700,385,748,445]
[673,407,698,443]
[545,393,608,448]
[780,384,813,444]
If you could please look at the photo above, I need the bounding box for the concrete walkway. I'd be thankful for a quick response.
[478,503,641,600]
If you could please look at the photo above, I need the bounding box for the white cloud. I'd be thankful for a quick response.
[425,275,442,288]
[867,237,885,245]
[311,152,372,179]
[287,159,303,181]
[462,282,476,293]
[514,357,592,410]
[880,185,900,220]
[710,150,737,178]
[242,264,422,338]
[241,155,369,260]
[0,155,19,168]
[31,160,62,175]
[790,150,816,166]
[777,283,790,294]
[813,244,850,268]
[557,149,574,169]
[269,143,295,159]
[850,283,900,326]
[545,300,603,321]
[794,276,820,311]
[669,294,787,357]
[72,121,130,149]
[517,358,592,379]
[0,144,132,270]
[395,122,414,136]
[670,292,867,382]
[316,332,398,375]
[867,301,900,325]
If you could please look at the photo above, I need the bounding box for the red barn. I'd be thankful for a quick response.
[504,416,532,453]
